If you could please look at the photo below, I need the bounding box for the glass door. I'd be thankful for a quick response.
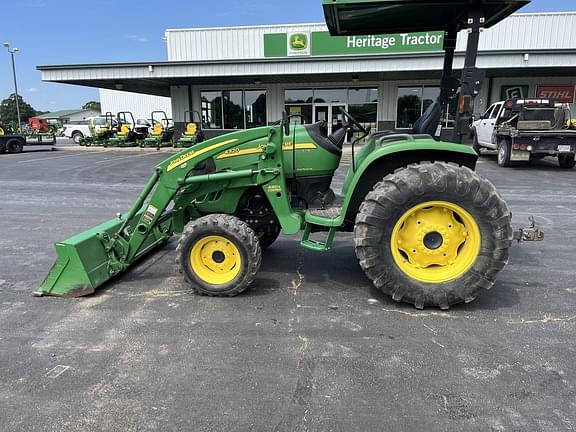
[314,103,348,136]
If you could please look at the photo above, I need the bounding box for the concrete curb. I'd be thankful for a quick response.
[53,145,182,153]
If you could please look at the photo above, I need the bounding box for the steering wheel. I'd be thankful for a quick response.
[339,107,368,135]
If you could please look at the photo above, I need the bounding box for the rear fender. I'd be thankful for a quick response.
[341,142,478,226]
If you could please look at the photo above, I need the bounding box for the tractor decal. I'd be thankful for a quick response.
[290,33,308,51]
[215,143,318,160]
[167,139,239,172]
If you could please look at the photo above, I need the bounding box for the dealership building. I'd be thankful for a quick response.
[38,11,576,138]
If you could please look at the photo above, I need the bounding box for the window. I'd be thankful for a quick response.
[397,86,454,129]
[489,103,502,119]
[284,88,378,128]
[201,90,267,129]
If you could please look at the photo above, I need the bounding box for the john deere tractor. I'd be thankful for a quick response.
[36,0,540,309]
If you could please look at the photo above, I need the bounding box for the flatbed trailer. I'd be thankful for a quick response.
[0,134,54,154]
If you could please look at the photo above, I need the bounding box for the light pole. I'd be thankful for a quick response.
[3,42,22,132]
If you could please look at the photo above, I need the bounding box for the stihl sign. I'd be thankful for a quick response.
[535,85,575,104]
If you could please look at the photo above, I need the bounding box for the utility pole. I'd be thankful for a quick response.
[3,42,22,132]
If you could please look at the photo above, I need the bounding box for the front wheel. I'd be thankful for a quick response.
[354,162,512,310]
[558,153,576,169]
[176,214,261,296]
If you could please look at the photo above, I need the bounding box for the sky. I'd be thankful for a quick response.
[0,0,572,112]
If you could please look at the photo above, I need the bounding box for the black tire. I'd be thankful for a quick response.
[176,214,261,296]
[558,153,576,169]
[6,138,24,154]
[497,138,513,167]
[72,132,83,145]
[472,131,482,155]
[354,162,512,310]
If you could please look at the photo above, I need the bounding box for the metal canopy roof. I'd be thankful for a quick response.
[323,0,531,35]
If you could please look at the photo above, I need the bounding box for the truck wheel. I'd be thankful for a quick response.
[497,138,513,167]
[6,138,24,153]
[354,162,512,310]
[558,153,576,169]
[472,131,482,155]
[72,132,83,144]
[176,214,261,296]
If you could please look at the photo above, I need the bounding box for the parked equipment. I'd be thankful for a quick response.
[80,113,116,146]
[37,0,540,309]
[103,112,144,147]
[22,117,58,144]
[174,111,204,148]
[142,111,175,148]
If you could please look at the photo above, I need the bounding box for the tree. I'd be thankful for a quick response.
[82,101,101,112]
[0,93,39,126]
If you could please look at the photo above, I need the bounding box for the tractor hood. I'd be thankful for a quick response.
[323,0,531,35]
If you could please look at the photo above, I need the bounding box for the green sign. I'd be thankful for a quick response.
[500,85,530,100]
[264,31,444,58]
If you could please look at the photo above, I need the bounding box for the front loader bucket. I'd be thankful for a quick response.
[34,216,126,297]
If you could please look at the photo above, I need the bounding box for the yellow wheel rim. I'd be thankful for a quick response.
[0,127,5,136]
[391,201,481,283]
[190,235,242,285]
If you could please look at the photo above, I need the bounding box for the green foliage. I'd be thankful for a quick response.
[82,101,101,112]
[0,93,39,126]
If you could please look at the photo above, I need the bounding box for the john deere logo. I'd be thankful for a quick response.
[288,32,311,56]
[290,34,308,50]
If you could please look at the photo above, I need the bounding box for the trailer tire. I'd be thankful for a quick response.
[354,162,512,310]
[176,214,261,296]
[6,138,24,154]
[72,132,83,145]
[497,138,513,167]
[558,153,576,169]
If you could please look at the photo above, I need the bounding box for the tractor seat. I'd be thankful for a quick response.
[117,125,131,136]
[184,123,198,136]
[305,122,344,156]
[151,124,164,137]
[412,101,441,136]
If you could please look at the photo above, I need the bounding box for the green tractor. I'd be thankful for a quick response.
[36,0,539,309]
[141,111,175,149]
[174,110,204,148]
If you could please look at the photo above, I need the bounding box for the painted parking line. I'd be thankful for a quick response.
[92,152,161,166]
[15,151,112,164]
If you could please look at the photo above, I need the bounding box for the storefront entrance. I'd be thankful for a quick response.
[313,103,348,136]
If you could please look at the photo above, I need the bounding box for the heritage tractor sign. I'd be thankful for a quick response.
[264,30,444,57]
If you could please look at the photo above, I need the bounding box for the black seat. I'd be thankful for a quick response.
[412,101,441,136]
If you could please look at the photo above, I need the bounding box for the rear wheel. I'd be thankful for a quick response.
[354,162,512,310]
[558,153,576,169]
[497,138,513,167]
[6,138,24,153]
[72,132,83,144]
[176,214,261,296]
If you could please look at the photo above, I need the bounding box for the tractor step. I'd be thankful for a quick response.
[307,205,342,219]
[300,223,337,252]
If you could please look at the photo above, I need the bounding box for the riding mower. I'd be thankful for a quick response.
[104,112,143,147]
[80,113,116,146]
[36,0,540,310]
[141,111,175,149]
[174,110,205,148]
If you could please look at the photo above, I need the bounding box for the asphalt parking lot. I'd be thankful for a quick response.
[0,145,575,432]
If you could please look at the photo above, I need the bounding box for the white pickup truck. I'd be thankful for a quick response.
[61,119,97,144]
[471,98,576,168]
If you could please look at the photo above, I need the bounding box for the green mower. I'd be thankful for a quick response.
[174,110,204,148]
[80,113,116,146]
[104,112,142,147]
[36,0,540,309]
[141,111,175,149]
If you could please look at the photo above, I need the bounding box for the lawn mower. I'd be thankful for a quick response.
[141,111,175,149]
[174,110,204,148]
[80,113,116,146]
[36,0,540,309]
[104,112,143,147]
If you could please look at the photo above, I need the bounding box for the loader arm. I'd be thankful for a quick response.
[35,125,302,297]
